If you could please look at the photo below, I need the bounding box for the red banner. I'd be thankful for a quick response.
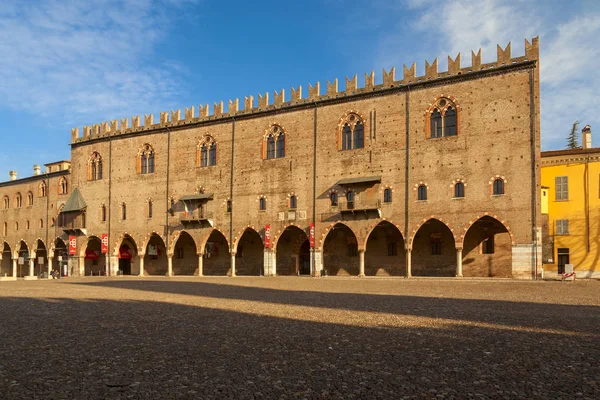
[265,224,271,248]
[101,234,108,254]
[119,246,133,259]
[310,223,315,248]
[69,236,76,255]
[85,250,100,260]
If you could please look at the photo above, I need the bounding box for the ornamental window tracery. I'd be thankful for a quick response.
[263,124,285,160]
[339,112,365,150]
[197,136,217,167]
[88,151,103,181]
[426,97,459,138]
[137,144,155,174]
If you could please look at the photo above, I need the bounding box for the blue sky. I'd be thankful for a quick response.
[0,0,599,180]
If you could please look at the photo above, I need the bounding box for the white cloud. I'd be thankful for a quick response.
[0,0,197,126]
[376,0,600,150]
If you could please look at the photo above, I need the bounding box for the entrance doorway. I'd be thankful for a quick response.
[299,240,311,275]
[557,248,569,274]
[119,258,131,275]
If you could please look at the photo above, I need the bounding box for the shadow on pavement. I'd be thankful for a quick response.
[0,295,598,399]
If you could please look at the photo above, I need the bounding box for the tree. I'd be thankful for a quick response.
[566,121,580,149]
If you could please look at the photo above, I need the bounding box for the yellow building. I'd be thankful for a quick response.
[541,125,600,278]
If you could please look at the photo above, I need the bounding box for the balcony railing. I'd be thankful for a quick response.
[339,200,381,213]
[180,210,213,225]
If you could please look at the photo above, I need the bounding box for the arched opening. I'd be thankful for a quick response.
[462,216,512,277]
[1,242,12,277]
[275,226,310,275]
[235,228,263,276]
[144,234,168,276]
[365,221,405,276]
[17,241,29,277]
[34,239,47,277]
[52,239,68,277]
[412,219,455,276]
[203,230,230,275]
[84,236,105,276]
[173,231,197,276]
[323,223,359,276]
[118,235,138,275]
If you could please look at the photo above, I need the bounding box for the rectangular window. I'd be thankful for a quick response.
[555,176,568,201]
[176,247,184,259]
[482,236,495,254]
[431,239,441,255]
[556,219,569,235]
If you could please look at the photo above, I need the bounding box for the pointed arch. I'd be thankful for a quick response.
[197,135,217,167]
[424,95,461,138]
[143,232,168,276]
[364,220,406,276]
[137,143,155,174]
[410,217,456,277]
[460,215,514,277]
[171,230,198,275]
[458,214,516,247]
[409,216,457,247]
[201,228,231,276]
[1,242,12,277]
[274,225,310,276]
[88,151,103,181]
[338,110,367,150]
[322,222,360,276]
[263,123,286,160]
[234,227,264,276]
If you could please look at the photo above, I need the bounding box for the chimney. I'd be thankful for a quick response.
[9,170,17,181]
[33,165,41,176]
[582,125,592,149]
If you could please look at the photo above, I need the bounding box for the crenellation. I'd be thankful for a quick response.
[69,37,539,144]
[524,37,539,60]
[228,99,239,114]
[159,112,169,124]
[184,106,195,120]
[346,75,357,92]
[144,114,154,127]
[383,67,396,87]
[425,59,438,79]
[448,54,461,75]
[365,72,375,90]
[273,90,285,106]
[326,79,338,96]
[471,49,482,69]
[71,127,79,142]
[199,104,209,118]
[213,101,224,116]
[497,43,511,66]
[258,93,269,109]
[244,96,254,110]
[308,82,320,100]
[290,87,302,102]
[403,63,416,83]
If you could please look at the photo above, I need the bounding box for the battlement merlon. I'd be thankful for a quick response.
[70,37,539,144]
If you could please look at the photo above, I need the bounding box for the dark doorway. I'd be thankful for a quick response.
[119,258,131,275]
[299,240,311,275]
[557,248,569,274]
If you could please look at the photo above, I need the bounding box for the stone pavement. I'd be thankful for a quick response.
[0,277,598,399]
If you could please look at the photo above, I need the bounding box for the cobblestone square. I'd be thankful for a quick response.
[0,277,598,399]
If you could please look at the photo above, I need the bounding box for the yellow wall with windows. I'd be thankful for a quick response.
[541,158,600,277]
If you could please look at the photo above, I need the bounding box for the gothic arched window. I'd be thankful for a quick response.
[339,113,365,150]
[197,136,217,167]
[27,192,33,206]
[58,178,68,195]
[15,193,22,208]
[138,144,155,174]
[264,124,286,160]
[426,97,460,138]
[88,152,103,181]
[39,181,47,197]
